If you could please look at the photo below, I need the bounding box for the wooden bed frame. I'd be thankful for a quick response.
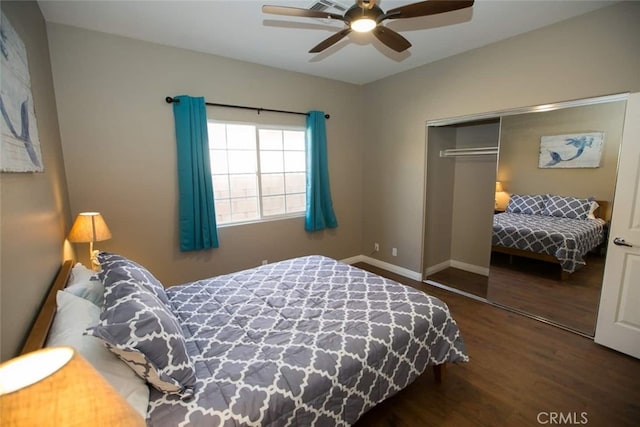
[19,260,447,383]
[492,200,609,280]
[21,260,73,355]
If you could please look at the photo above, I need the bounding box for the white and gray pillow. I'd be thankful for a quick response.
[88,253,196,399]
[97,252,171,306]
[46,291,150,417]
[506,194,547,215]
[543,195,592,220]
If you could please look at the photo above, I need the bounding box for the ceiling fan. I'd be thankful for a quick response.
[262,0,475,53]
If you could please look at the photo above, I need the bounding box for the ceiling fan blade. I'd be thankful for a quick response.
[373,26,411,52]
[309,28,352,53]
[262,5,346,22]
[385,0,474,20]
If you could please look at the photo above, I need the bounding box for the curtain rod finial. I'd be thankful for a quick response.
[166,96,179,104]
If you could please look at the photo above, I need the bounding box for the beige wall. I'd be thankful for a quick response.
[47,23,364,286]
[0,1,71,361]
[362,1,640,274]
[498,101,626,220]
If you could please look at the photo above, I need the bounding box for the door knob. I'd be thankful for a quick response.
[613,237,633,247]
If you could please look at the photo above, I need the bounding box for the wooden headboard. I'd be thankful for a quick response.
[20,260,73,355]
[595,200,609,221]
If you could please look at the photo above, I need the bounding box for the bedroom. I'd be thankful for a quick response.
[1,0,639,425]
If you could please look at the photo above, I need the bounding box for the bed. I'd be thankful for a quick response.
[491,194,608,279]
[23,253,468,426]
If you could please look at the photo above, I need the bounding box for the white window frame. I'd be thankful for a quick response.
[208,120,307,227]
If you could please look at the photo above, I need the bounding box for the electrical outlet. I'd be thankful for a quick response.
[261,260,268,265]
[392,248,397,256]
[374,243,380,252]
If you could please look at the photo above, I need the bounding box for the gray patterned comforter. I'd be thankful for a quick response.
[492,213,606,273]
[147,256,468,426]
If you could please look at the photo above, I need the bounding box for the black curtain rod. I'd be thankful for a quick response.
[165,97,330,119]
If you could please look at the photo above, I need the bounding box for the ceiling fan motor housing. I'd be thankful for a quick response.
[345,3,383,25]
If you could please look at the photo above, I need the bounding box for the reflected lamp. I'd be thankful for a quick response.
[495,181,510,210]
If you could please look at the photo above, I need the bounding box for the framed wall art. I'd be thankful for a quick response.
[1,11,43,172]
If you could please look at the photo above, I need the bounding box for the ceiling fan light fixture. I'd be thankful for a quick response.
[350,17,376,32]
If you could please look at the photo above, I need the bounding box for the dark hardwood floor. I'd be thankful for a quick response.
[426,253,604,336]
[353,263,640,427]
[488,253,604,335]
[426,267,489,298]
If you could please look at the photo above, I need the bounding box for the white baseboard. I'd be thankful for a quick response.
[341,255,423,281]
[450,259,489,277]
[424,260,451,276]
[423,259,489,277]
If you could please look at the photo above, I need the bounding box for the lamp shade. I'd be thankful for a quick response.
[0,347,144,426]
[67,212,112,243]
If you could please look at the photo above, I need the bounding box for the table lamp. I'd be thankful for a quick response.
[495,181,503,209]
[494,181,511,211]
[0,346,144,426]
[67,212,112,270]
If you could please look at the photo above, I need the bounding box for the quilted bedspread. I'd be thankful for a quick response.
[492,213,606,273]
[147,255,468,426]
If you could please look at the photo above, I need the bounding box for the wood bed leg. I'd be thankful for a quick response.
[433,364,446,384]
[560,270,569,281]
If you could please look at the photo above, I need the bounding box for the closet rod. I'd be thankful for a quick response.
[440,146,498,157]
[165,97,330,119]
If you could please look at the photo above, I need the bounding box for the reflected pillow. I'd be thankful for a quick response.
[588,200,600,220]
[543,195,592,220]
[505,194,546,215]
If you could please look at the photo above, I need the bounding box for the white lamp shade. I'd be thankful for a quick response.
[0,347,144,426]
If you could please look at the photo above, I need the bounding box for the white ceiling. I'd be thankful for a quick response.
[38,0,617,85]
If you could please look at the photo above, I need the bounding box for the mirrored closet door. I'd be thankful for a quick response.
[423,95,627,337]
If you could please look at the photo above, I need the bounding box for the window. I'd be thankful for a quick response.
[208,121,306,225]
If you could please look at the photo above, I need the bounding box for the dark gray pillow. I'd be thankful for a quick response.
[543,195,592,220]
[505,194,547,215]
[97,252,170,306]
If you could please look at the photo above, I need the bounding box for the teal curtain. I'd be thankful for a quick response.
[305,111,338,232]
[172,95,219,251]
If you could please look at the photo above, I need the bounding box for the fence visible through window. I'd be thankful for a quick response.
[208,122,306,225]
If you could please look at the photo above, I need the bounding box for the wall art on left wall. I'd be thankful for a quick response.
[0,11,43,172]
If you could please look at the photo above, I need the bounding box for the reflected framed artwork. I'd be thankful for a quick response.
[539,132,604,169]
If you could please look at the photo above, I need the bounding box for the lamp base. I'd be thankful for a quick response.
[90,249,101,271]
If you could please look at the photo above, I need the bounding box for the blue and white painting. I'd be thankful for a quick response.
[539,132,604,169]
[1,11,43,172]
